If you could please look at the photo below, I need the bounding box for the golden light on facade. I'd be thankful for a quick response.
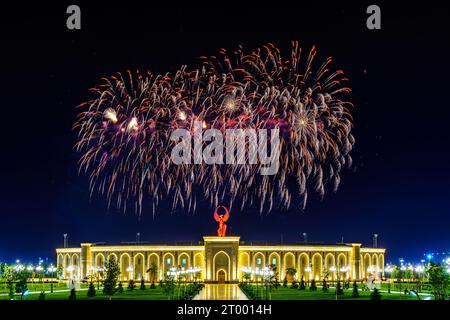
[56,236,386,283]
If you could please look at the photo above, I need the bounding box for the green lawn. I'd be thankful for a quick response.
[0,282,204,301]
[378,282,437,294]
[0,282,88,294]
[1,287,171,300]
[270,287,420,300]
[243,286,426,300]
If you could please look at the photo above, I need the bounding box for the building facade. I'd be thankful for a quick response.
[56,236,385,283]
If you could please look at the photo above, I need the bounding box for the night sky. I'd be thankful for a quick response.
[1,3,449,264]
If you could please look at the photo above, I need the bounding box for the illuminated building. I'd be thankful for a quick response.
[56,236,385,283]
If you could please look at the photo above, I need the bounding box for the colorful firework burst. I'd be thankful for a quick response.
[74,41,354,215]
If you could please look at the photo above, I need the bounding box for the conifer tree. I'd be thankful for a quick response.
[103,256,120,299]
[140,278,146,290]
[128,279,136,290]
[87,281,96,297]
[371,288,382,300]
[352,281,359,298]
[299,276,306,290]
[322,278,328,292]
[310,279,317,291]
[69,288,76,300]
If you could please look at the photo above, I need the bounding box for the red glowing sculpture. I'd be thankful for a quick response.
[213,205,230,237]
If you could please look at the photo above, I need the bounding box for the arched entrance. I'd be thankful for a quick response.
[213,251,230,282]
[217,270,226,283]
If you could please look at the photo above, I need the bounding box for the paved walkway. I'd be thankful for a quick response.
[0,287,89,297]
[194,284,248,300]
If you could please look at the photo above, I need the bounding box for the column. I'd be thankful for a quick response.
[350,244,361,280]
[80,243,92,279]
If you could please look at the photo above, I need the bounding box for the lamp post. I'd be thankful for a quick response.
[399,265,406,294]
[66,265,74,281]
[26,265,34,285]
[47,265,56,293]
[385,265,393,293]
[262,266,274,300]
[96,266,103,290]
[126,266,133,282]
[35,265,44,291]
[329,266,337,280]
[14,263,24,273]
[240,266,273,300]
[414,265,424,292]
[407,264,414,287]
[166,267,178,300]
[304,266,312,286]
[328,266,337,299]
[340,266,350,290]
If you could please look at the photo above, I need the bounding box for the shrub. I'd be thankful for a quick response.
[299,276,306,290]
[291,280,298,289]
[150,282,156,289]
[69,288,76,300]
[87,281,96,297]
[427,262,450,300]
[283,277,288,287]
[352,281,359,298]
[140,279,146,290]
[336,281,344,295]
[38,291,46,300]
[322,279,328,292]
[117,282,124,293]
[127,279,136,291]
[15,272,28,294]
[310,279,317,291]
[274,278,280,289]
[238,283,255,300]
[371,288,382,300]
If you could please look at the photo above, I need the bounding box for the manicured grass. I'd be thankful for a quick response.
[0,282,88,294]
[0,287,170,300]
[378,282,437,294]
[0,282,204,300]
[242,285,426,300]
[268,287,419,300]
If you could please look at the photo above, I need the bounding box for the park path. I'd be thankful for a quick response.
[194,284,248,300]
[0,287,89,297]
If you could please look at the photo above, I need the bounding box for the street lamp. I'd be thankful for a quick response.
[47,265,57,293]
[385,265,393,273]
[240,266,274,300]
[415,265,424,292]
[66,265,74,280]
[14,263,24,272]
[329,266,337,282]
[385,265,394,293]
[304,266,312,277]
[96,266,103,290]
[126,266,133,281]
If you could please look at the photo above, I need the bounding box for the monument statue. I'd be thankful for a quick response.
[213,205,230,237]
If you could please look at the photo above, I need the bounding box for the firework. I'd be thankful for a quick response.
[74,41,354,215]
